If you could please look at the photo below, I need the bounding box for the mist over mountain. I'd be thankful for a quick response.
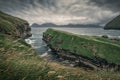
[31,23,57,27]
[0,0,120,26]
[31,23,102,28]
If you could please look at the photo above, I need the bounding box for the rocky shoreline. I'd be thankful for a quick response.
[43,43,120,71]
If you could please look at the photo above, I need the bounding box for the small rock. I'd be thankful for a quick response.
[47,71,56,77]
[101,35,108,38]
[57,75,66,80]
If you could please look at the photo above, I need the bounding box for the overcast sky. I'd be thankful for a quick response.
[0,0,120,25]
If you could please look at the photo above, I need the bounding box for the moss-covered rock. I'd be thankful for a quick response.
[0,11,31,38]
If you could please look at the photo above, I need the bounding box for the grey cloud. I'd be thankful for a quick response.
[89,0,120,11]
[0,0,119,25]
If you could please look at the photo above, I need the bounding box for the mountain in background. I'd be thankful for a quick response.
[31,23,102,28]
[104,15,120,30]
[31,23,57,27]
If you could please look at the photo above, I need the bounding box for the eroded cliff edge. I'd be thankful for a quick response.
[0,11,31,39]
[43,28,120,69]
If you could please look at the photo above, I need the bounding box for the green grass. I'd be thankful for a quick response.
[43,28,120,65]
[104,15,120,29]
[0,11,31,38]
[18,39,31,47]
[0,18,18,36]
[0,11,27,25]
[0,34,53,80]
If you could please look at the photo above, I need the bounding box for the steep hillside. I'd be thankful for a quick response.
[0,11,31,38]
[43,28,120,68]
[104,15,120,29]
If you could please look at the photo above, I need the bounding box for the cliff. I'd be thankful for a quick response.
[104,15,120,30]
[43,28,120,69]
[0,11,31,38]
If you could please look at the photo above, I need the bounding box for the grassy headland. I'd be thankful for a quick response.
[0,11,31,38]
[104,15,120,29]
[1,11,120,80]
[43,28,120,66]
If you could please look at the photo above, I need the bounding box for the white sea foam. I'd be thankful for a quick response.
[25,39,35,44]
[40,52,48,58]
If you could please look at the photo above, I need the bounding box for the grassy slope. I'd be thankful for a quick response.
[105,15,120,29]
[0,18,18,36]
[0,11,30,38]
[43,28,120,65]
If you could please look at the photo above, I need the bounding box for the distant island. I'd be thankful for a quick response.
[104,15,120,30]
[31,23,57,27]
[31,23,102,28]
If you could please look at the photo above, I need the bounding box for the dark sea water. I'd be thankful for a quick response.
[25,27,120,57]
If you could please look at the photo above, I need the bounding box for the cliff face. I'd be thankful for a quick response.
[43,28,120,69]
[104,15,120,30]
[0,11,31,38]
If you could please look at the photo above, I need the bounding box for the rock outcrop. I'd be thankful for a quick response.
[0,11,32,39]
[43,28,120,70]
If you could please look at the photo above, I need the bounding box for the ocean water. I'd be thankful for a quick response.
[25,27,120,56]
